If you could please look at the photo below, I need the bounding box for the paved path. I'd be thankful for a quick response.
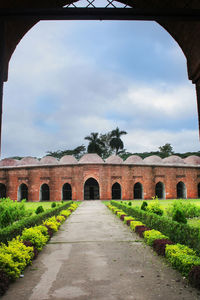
[3,201,200,300]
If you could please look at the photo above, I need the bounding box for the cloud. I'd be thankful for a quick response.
[1,20,199,158]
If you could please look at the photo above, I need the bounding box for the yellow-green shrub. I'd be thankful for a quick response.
[43,216,60,232]
[21,227,48,251]
[60,210,72,218]
[56,215,65,224]
[35,225,49,237]
[123,216,135,224]
[0,252,20,280]
[143,230,168,246]
[130,221,144,231]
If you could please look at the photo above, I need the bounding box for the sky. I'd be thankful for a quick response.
[2,17,200,158]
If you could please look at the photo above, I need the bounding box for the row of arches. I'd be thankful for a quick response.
[0,179,193,201]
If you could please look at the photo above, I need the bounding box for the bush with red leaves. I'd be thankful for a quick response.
[126,219,134,226]
[0,270,10,296]
[153,239,174,256]
[120,215,127,221]
[22,240,39,259]
[188,266,200,289]
[135,225,150,238]
[44,224,54,238]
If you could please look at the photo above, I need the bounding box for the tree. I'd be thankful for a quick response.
[159,143,174,157]
[84,132,105,156]
[99,132,114,159]
[109,127,127,155]
[46,145,86,160]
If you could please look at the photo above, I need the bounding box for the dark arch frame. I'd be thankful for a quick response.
[198,182,200,198]
[177,181,187,199]
[40,183,50,201]
[155,181,165,199]
[133,182,143,199]
[0,183,6,198]
[112,182,121,200]
[62,182,72,200]
[84,177,100,200]
[18,183,28,201]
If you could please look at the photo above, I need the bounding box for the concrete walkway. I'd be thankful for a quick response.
[2,201,200,300]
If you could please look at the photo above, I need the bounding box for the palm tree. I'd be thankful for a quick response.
[84,132,105,156]
[110,127,127,155]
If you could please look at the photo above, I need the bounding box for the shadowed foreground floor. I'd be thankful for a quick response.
[2,201,200,300]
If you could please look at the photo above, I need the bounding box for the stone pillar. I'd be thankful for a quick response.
[0,21,6,156]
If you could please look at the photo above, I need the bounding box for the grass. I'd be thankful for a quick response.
[23,201,67,214]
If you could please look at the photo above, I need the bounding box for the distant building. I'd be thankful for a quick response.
[0,153,200,201]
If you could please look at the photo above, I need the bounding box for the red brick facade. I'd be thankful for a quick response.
[0,154,199,201]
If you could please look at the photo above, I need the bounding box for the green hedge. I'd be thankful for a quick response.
[0,201,73,244]
[110,201,200,253]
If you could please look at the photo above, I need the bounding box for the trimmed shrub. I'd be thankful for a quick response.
[135,225,151,238]
[144,230,168,246]
[130,221,144,231]
[0,270,10,296]
[172,209,187,224]
[188,266,200,289]
[123,216,135,225]
[51,202,56,208]
[128,201,132,206]
[22,241,39,259]
[167,200,200,218]
[141,201,148,211]
[43,216,60,233]
[153,239,174,256]
[21,227,48,251]
[146,201,163,216]
[35,206,44,215]
[165,244,200,276]
[44,225,54,238]
[56,215,65,224]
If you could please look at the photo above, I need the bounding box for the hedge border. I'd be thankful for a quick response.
[0,201,73,244]
[110,201,200,253]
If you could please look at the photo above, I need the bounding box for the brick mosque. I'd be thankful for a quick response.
[0,153,200,201]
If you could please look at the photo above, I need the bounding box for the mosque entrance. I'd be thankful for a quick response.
[84,178,99,200]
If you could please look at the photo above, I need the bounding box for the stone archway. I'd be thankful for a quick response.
[177,181,187,199]
[40,183,50,201]
[155,181,165,199]
[198,183,200,198]
[84,178,99,200]
[18,183,28,201]
[0,183,6,198]
[62,183,72,200]
[133,182,143,199]
[112,182,121,200]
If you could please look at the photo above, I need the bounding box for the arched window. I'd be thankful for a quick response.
[177,181,186,199]
[155,182,165,199]
[40,184,50,201]
[112,182,121,200]
[62,183,72,200]
[133,182,143,199]
[84,178,99,200]
[0,183,6,199]
[198,183,200,198]
[18,183,28,201]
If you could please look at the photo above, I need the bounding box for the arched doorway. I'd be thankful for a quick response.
[40,183,50,201]
[0,183,6,198]
[198,183,200,198]
[177,181,186,199]
[112,182,121,200]
[155,182,165,199]
[62,183,72,200]
[84,178,99,200]
[18,183,28,201]
[133,182,143,199]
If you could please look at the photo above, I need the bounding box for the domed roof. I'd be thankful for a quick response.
[184,155,200,165]
[105,155,123,164]
[59,155,78,164]
[0,158,18,167]
[40,156,58,165]
[17,157,39,166]
[78,153,104,164]
[124,155,143,164]
[163,155,184,164]
[143,155,163,164]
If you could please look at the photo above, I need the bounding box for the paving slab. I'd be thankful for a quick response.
[2,201,200,300]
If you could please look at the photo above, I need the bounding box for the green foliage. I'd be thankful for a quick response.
[110,201,200,253]
[146,201,163,216]
[60,209,72,218]
[21,227,48,251]
[46,145,86,160]
[35,205,44,215]
[0,198,27,228]
[0,237,34,280]
[56,215,66,224]
[84,132,105,156]
[128,201,132,206]
[109,127,127,155]
[141,201,148,211]
[172,209,187,224]
[143,229,168,246]
[0,201,73,244]
[51,202,56,208]
[123,216,135,224]
[167,200,200,218]
[159,143,174,157]
[43,216,60,233]
[165,244,200,276]
[130,221,144,231]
